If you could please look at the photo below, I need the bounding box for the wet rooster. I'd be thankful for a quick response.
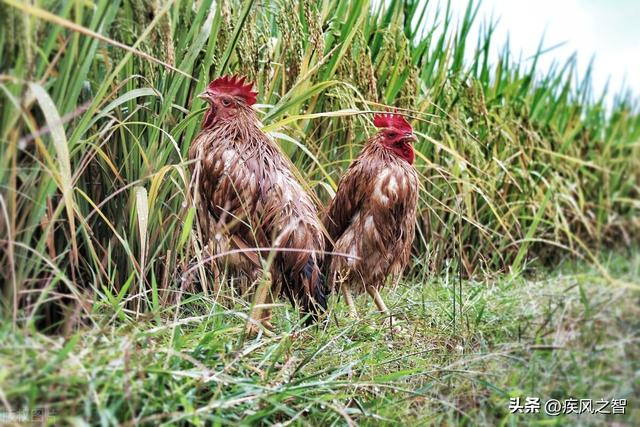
[324,111,419,321]
[189,75,326,334]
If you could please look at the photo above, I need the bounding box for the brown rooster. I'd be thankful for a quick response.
[324,112,419,321]
[189,75,326,334]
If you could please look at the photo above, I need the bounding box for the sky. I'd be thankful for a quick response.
[425,0,640,102]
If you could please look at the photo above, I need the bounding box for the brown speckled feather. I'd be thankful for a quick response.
[189,106,326,317]
[324,136,419,293]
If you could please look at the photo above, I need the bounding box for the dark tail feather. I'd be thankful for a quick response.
[322,239,335,295]
[300,257,327,325]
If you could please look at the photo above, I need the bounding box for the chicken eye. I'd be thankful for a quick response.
[221,99,231,107]
[387,132,397,138]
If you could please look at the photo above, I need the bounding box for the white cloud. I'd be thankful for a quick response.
[419,0,640,102]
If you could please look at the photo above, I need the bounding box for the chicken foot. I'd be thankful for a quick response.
[366,285,399,330]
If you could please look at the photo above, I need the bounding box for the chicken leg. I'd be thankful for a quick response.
[246,271,274,337]
[259,292,275,331]
[366,285,397,329]
[341,283,359,318]
[366,285,388,313]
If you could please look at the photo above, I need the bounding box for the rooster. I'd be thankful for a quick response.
[188,75,326,334]
[324,111,419,321]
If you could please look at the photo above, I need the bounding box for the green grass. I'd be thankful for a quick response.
[1,251,638,425]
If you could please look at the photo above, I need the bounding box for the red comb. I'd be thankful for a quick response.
[207,74,257,106]
[373,110,412,133]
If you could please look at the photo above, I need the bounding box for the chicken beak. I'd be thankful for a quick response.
[197,91,210,101]
[404,133,418,144]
